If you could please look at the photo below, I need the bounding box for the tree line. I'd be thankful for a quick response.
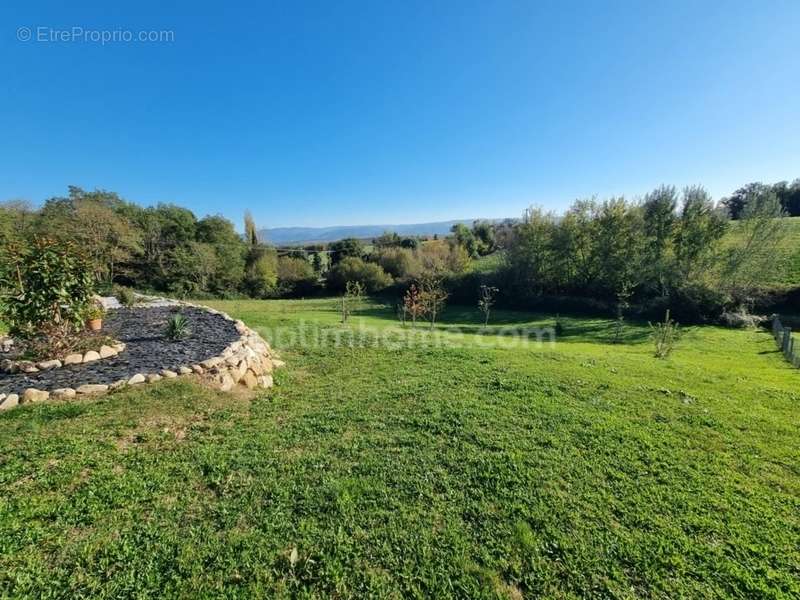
[0,186,477,300]
[722,179,800,219]
[500,185,788,321]
[0,181,793,323]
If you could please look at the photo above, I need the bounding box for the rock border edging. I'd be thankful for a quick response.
[0,297,282,411]
[0,341,127,375]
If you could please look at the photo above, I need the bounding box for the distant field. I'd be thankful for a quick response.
[469,217,800,288]
[1,298,798,597]
[725,215,800,288]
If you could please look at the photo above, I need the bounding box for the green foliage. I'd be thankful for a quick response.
[373,247,420,280]
[277,256,317,296]
[340,280,364,323]
[722,179,800,218]
[244,211,259,247]
[503,185,789,321]
[113,285,136,307]
[0,237,94,339]
[326,257,392,293]
[85,303,105,321]
[650,309,680,358]
[243,247,278,298]
[450,222,480,258]
[329,238,364,264]
[164,312,191,340]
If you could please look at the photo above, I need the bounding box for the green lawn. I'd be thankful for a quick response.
[1,298,799,598]
[725,215,800,288]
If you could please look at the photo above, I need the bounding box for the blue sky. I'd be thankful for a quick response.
[2,1,799,229]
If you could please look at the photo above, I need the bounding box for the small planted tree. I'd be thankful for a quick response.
[0,238,94,345]
[403,284,424,328]
[341,280,364,323]
[419,274,449,330]
[612,284,632,344]
[478,285,499,326]
[650,309,680,358]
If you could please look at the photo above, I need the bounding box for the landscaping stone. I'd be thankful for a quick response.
[242,370,258,389]
[0,394,19,409]
[201,356,223,369]
[63,353,83,365]
[23,388,49,403]
[83,351,101,363]
[76,384,109,395]
[99,345,117,359]
[0,302,279,402]
[51,388,76,400]
[37,359,62,371]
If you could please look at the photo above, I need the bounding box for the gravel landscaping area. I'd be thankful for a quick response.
[0,306,240,396]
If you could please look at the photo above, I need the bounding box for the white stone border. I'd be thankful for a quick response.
[0,341,126,375]
[0,296,283,411]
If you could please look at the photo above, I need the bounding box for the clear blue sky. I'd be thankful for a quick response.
[2,1,799,229]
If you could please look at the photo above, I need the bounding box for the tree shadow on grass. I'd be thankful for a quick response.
[352,305,652,345]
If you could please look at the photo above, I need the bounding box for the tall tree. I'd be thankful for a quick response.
[674,186,727,282]
[244,211,259,246]
[642,185,678,296]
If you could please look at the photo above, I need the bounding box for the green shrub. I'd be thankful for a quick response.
[0,238,94,339]
[165,313,191,340]
[374,247,420,280]
[650,309,680,358]
[113,285,136,307]
[277,256,318,296]
[326,257,392,293]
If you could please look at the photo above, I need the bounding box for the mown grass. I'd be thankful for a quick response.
[725,215,800,288]
[1,298,799,598]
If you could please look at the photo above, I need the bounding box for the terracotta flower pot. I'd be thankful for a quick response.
[87,318,103,332]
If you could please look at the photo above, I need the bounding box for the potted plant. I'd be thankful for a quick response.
[85,303,105,332]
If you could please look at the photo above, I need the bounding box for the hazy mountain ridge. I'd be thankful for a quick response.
[258,219,497,245]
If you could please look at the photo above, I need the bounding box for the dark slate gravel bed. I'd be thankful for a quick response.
[0,306,239,396]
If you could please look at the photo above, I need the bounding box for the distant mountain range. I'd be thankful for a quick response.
[258,219,499,245]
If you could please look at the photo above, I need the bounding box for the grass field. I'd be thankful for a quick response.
[725,216,800,288]
[1,298,799,598]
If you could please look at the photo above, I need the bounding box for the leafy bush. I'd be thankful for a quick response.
[113,285,136,307]
[650,309,680,358]
[326,257,392,293]
[165,313,191,340]
[0,238,94,340]
[277,256,318,296]
[374,248,420,280]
